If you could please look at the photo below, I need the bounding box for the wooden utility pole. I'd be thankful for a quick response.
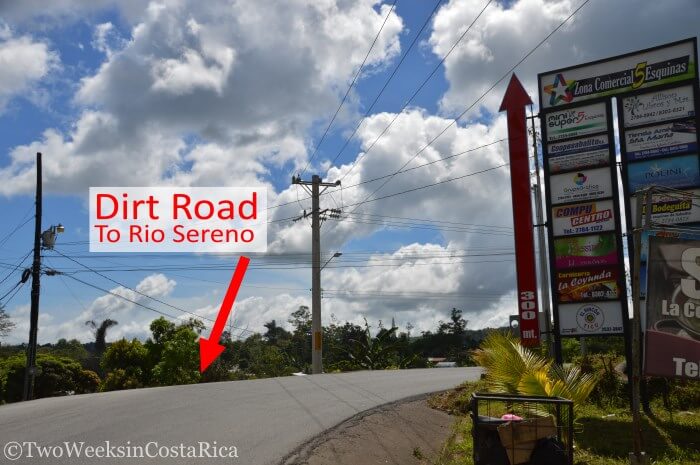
[23,152,42,401]
[291,175,341,374]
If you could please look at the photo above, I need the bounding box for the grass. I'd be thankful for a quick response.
[429,382,700,465]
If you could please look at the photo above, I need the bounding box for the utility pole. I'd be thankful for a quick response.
[23,152,42,401]
[629,186,651,465]
[529,107,553,353]
[291,174,341,374]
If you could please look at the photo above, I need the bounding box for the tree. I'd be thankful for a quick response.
[286,306,312,372]
[147,318,203,386]
[345,319,401,370]
[45,338,89,360]
[100,338,150,390]
[263,320,290,346]
[0,306,15,340]
[438,308,468,335]
[0,354,100,403]
[86,319,119,354]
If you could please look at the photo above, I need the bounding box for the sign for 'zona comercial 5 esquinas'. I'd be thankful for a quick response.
[539,39,696,109]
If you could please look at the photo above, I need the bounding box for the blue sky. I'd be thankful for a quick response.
[0,0,698,344]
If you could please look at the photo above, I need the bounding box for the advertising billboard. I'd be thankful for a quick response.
[549,167,613,205]
[553,233,619,269]
[558,301,624,335]
[621,84,695,128]
[624,119,697,161]
[645,234,700,379]
[551,200,616,237]
[556,267,621,302]
[544,102,607,142]
[547,134,611,173]
[539,39,696,109]
[626,154,700,193]
[630,188,700,228]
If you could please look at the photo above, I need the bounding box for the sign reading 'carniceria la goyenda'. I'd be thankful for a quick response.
[626,154,700,193]
[645,234,700,379]
[549,167,613,205]
[622,84,695,128]
[545,101,607,142]
[553,233,619,269]
[556,267,620,302]
[547,134,610,173]
[625,119,697,161]
[539,39,696,109]
[551,199,616,237]
[630,188,700,228]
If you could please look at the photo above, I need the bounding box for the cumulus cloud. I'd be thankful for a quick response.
[7,273,178,344]
[0,0,403,196]
[429,0,700,115]
[0,28,58,112]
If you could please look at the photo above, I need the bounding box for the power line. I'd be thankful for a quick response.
[335,0,495,184]
[321,0,445,176]
[346,0,591,215]
[1,281,26,307]
[0,250,32,287]
[0,213,34,249]
[50,249,256,335]
[298,0,399,176]
[271,137,509,211]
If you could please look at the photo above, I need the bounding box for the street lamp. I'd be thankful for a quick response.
[41,223,65,249]
[321,252,342,270]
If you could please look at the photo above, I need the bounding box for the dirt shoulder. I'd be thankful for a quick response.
[282,396,455,465]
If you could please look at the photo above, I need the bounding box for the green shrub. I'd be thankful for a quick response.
[0,354,101,403]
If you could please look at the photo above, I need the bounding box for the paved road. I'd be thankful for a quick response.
[0,368,481,465]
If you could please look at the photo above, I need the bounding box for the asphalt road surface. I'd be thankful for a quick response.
[0,368,481,465]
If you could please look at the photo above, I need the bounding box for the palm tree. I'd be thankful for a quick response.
[86,319,119,355]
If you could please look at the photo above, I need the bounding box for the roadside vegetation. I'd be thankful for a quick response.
[0,307,493,403]
[429,333,700,465]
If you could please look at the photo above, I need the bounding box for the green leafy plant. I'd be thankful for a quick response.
[473,331,599,409]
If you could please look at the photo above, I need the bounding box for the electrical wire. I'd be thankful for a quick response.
[321,0,445,176]
[335,0,495,183]
[298,0,399,176]
[345,0,592,215]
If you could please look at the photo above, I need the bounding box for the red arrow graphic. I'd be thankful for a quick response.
[499,74,541,348]
[199,256,250,372]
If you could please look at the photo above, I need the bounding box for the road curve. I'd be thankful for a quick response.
[0,368,481,465]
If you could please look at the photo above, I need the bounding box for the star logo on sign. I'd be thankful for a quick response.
[544,73,576,106]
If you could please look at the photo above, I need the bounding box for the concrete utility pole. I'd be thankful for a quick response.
[528,107,553,353]
[23,152,42,401]
[291,175,341,374]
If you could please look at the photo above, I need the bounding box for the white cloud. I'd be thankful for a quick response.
[0,0,403,196]
[6,273,178,344]
[429,0,700,115]
[0,29,58,112]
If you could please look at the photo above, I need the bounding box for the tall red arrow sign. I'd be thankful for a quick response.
[499,74,541,347]
[199,256,250,372]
